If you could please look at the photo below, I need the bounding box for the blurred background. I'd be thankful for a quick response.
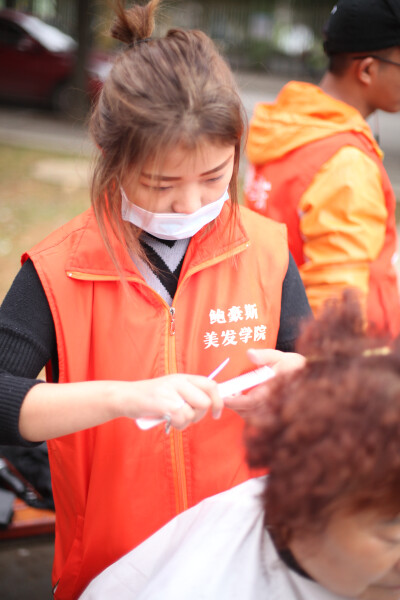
[0,0,341,301]
[0,0,333,78]
[0,2,399,598]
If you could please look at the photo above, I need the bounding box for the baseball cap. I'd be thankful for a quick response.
[324,0,400,54]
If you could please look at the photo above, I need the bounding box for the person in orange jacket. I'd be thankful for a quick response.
[245,0,400,337]
[0,1,310,598]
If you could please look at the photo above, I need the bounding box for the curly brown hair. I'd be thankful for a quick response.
[245,289,400,548]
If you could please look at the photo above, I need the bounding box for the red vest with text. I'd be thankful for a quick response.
[23,204,288,599]
[246,132,400,337]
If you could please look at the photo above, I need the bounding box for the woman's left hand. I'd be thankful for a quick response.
[223,348,305,415]
[246,348,306,375]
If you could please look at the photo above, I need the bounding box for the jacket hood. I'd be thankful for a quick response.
[247,81,382,164]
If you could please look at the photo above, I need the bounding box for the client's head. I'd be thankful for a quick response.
[246,289,400,600]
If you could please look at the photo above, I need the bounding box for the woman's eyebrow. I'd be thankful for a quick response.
[200,155,234,176]
[141,155,234,182]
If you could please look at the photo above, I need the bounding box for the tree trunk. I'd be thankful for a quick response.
[69,0,93,119]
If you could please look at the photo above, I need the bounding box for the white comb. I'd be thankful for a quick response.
[136,364,274,430]
[135,406,183,431]
[217,365,274,398]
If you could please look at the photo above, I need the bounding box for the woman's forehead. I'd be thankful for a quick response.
[140,142,235,178]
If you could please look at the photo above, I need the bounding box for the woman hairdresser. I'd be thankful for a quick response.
[0,1,310,597]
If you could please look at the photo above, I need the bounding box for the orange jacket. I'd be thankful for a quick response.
[245,81,400,336]
[23,203,288,599]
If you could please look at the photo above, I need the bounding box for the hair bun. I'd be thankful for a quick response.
[110,0,159,47]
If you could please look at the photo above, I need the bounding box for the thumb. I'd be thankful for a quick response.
[246,348,284,367]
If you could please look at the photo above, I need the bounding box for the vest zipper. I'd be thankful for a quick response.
[170,429,188,514]
[165,242,250,514]
[166,302,188,513]
[169,307,175,335]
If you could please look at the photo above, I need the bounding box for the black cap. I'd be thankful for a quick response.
[324,0,400,54]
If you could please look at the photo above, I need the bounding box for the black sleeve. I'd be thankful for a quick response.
[0,259,58,446]
[276,252,312,352]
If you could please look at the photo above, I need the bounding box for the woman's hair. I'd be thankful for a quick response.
[246,289,400,548]
[89,0,246,262]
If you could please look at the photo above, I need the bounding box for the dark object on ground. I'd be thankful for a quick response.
[0,488,15,528]
[0,445,54,510]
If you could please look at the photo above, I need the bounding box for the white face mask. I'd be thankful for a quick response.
[120,187,229,240]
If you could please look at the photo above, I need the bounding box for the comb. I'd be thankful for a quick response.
[136,364,274,430]
[217,365,274,398]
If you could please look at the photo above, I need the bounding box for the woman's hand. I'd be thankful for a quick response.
[246,348,306,375]
[223,348,305,416]
[19,374,223,442]
[116,374,223,430]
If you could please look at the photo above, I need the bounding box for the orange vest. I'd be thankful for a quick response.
[23,204,288,599]
[245,132,400,337]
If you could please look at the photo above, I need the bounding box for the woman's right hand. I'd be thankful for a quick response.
[110,373,223,430]
[19,374,223,442]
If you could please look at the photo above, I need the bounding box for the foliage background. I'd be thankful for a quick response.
[0,145,90,301]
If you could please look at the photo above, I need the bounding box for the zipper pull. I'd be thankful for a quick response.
[170,307,176,336]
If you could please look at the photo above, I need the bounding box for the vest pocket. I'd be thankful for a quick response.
[53,514,85,600]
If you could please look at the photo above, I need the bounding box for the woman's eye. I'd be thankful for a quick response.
[379,528,400,544]
[142,183,172,192]
[204,175,223,183]
[383,537,400,545]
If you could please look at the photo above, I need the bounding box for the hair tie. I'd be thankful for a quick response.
[129,37,151,48]
[362,346,391,357]
[306,345,391,364]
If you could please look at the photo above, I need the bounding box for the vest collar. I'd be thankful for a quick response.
[65,202,249,281]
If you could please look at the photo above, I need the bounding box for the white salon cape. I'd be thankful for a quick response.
[79,477,351,600]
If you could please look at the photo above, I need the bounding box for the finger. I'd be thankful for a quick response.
[223,382,271,415]
[169,377,223,427]
[223,390,263,411]
[153,378,208,430]
[150,383,188,416]
[183,376,224,419]
[247,349,306,375]
[222,392,247,410]
[247,348,284,367]
[170,401,198,430]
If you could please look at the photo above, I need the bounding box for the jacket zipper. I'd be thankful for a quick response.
[163,244,251,514]
[167,304,189,513]
[169,307,175,335]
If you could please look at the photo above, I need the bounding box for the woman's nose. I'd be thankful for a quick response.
[171,186,202,214]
